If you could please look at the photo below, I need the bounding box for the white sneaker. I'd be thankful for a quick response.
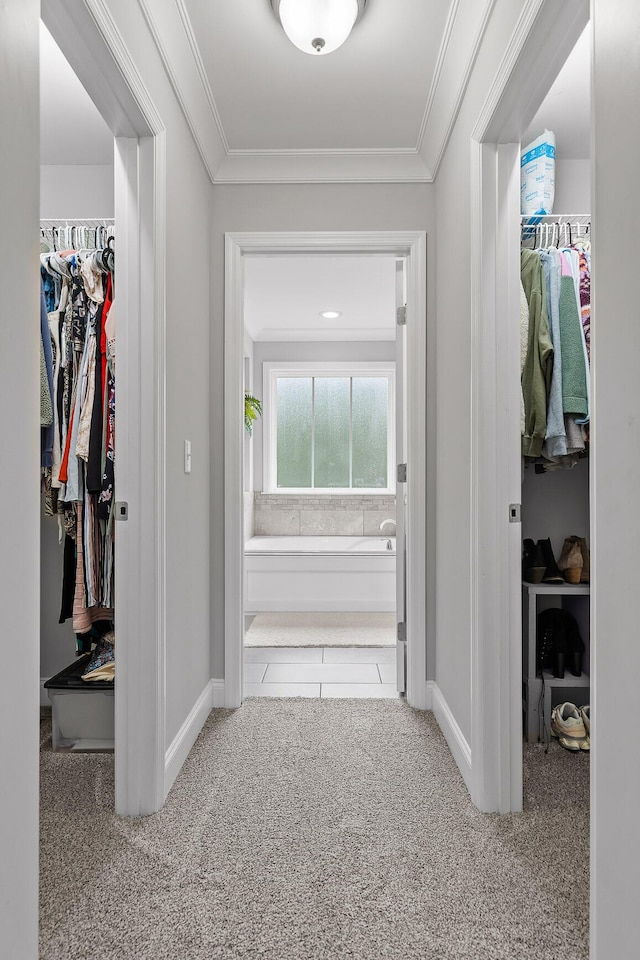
[551,702,587,751]
[579,705,590,751]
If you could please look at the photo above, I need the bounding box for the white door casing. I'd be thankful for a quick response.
[224,232,429,709]
[469,0,589,813]
[43,0,169,816]
[395,258,408,694]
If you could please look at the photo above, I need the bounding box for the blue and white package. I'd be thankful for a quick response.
[520,129,556,216]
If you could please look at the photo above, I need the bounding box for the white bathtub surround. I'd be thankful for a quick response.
[244,612,396,647]
[245,536,396,613]
[243,645,398,698]
[243,491,255,541]
[253,493,396,538]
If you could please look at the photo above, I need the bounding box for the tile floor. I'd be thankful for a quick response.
[244,645,399,699]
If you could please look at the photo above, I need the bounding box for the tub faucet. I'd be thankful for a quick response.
[379,519,396,536]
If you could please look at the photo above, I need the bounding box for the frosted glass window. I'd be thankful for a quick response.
[314,378,350,488]
[276,378,312,487]
[273,371,392,491]
[352,378,388,488]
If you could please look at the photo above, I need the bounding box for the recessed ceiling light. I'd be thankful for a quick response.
[320,310,342,319]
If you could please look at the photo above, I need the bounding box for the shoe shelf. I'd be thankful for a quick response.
[522,582,590,742]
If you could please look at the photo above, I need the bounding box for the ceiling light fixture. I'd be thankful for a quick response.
[320,310,342,319]
[270,0,368,56]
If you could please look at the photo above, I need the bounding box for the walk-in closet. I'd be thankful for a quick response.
[39,22,116,756]
[519,25,592,760]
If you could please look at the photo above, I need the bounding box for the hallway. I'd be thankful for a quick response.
[40,701,588,959]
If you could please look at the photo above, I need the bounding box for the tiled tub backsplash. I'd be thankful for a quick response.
[253,493,397,537]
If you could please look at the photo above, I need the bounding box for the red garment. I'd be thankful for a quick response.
[57,405,75,484]
[101,273,112,414]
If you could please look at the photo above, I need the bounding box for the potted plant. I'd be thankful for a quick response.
[244,393,262,435]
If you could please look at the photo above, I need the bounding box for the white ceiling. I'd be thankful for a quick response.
[523,24,591,159]
[40,22,113,166]
[244,256,397,341]
[137,0,498,182]
[182,0,448,151]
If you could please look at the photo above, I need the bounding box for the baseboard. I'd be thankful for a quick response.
[425,680,435,710]
[164,680,214,798]
[211,679,226,707]
[41,678,51,707]
[430,682,473,797]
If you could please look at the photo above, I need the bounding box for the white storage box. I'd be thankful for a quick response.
[45,655,114,752]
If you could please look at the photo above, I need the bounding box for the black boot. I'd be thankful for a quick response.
[539,538,564,583]
[523,539,546,583]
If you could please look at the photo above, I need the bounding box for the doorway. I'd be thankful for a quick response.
[224,232,429,710]
[242,255,400,697]
[470,0,590,814]
[40,2,168,816]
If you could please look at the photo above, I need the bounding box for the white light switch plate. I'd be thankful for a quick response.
[184,440,192,474]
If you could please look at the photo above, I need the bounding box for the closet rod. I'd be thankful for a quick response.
[40,218,115,225]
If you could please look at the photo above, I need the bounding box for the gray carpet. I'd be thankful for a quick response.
[40,701,589,960]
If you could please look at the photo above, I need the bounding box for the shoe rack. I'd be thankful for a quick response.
[522,581,590,742]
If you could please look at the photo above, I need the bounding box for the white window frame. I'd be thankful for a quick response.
[262,360,396,495]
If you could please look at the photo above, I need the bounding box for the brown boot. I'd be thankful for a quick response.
[574,536,590,583]
[558,537,583,584]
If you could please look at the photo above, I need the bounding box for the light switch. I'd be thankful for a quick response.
[184,440,192,474]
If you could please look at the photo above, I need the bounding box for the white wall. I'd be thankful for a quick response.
[553,158,591,213]
[251,339,396,490]
[40,164,114,219]
[434,1,526,744]
[592,1,640,955]
[0,4,40,957]
[522,458,590,560]
[211,183,436,680]
[84,0,213,747]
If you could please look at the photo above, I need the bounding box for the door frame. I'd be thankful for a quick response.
[469,0,589,813]
[44,0,169,815]
[224,231,429,709]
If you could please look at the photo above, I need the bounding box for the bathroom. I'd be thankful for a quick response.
[241,254,402,696]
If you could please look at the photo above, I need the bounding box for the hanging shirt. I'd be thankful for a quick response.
[520,249,554,458]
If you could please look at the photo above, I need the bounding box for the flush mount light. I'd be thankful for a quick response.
[320,310,343,319]
[270,0,368,56]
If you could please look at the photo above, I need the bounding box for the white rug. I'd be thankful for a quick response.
[244,612,396,647]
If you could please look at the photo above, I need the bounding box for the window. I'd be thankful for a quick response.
[262,362,395,494]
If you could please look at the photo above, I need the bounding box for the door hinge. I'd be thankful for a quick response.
[509,503,521,523]
[396,305,407,326]
[115,501,129,521]
[397,463,407,483]
[397,622,407,643]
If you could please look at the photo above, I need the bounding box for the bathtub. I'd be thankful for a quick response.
[244,536,396,612]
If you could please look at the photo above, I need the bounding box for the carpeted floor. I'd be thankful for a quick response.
[244,612,396,647]
[39,701,589,960]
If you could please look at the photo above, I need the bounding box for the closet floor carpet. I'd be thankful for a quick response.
[39,702,589,960]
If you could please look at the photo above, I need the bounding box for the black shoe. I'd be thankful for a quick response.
[523,539,546,583]
[538,538,564,583]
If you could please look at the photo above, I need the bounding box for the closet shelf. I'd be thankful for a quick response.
[522,580,590,596]
[541,670,590,687]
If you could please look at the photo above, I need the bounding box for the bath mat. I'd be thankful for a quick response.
[244,612,396,647]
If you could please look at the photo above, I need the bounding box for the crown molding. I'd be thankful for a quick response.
[136,0,226,181]
[215,149,432,184]
[418,0,498,179]
[251,328,395,343]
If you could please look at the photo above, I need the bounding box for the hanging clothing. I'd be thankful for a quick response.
[539,249,567,459]
[520,248,554,458]
[558,251,588,417]
[41,235,116,649]
[519,226,591,471]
